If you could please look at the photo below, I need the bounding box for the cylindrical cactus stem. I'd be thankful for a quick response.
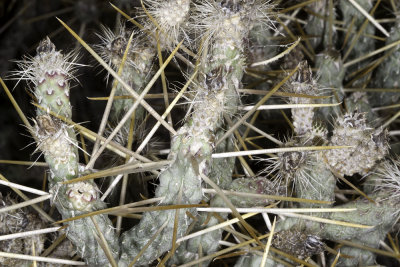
[171,177,285,266]
[247,24,278,72]
[20,38,120,265]
[339,0,375,86]
[219,177,285,207]
[34,115,78,182]
[98,26,155,145]
[286,61,318,137]
[18,37,79,181]
[261,141,334,264]
[273,192,400,266]
[169,134,235,266]
[295,152,336,208]
[331,157,400,266]
[370,13,400,106]
[277,157,400,264]
[331,230,385,266]
[31,37,74,119]
[266,134,329,194]
[111,44,154,132]
[208,132,236,188]
[168,1,280,265]
[119,1,273,265]
[118,104,213,266]
[339,0,375,55]
[51,181,120,266]
[97,26,156,209]
[305,0,337,49]
[118,68,239,264]
[278,125,334,208]
[319,193,398,241]
[315,49,345,123]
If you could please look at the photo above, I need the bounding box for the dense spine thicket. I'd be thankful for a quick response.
[6,0,400,266]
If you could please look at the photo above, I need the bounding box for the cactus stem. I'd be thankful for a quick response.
[57,17,176,135]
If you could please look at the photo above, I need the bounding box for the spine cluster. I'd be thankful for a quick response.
[325,111,388,176]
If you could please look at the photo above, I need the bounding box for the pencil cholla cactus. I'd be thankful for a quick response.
[17,37,80,181]
[17,38,120,266]
[157,1,277,266]
[118,1,255,263]
[8,1,400,266]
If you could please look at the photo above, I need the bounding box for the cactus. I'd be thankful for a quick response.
[3,1,400,266]
[371,12,400,105]
[15,37,119,266]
